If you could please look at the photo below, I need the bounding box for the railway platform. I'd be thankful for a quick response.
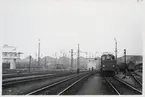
[77,73,117,95]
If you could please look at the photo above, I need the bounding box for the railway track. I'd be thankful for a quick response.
[3,72,53,79]
[104,77,142,95]
[58,72,93,95]
[27,72,94,95]
[3,74,55,87]
[3,71,75,79]
[2,72,78,87]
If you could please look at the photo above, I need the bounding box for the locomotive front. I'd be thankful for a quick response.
[101,53,116,76]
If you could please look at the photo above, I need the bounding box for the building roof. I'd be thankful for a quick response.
[2,45,23,53]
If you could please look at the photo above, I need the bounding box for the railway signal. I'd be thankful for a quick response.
[29,55,32,72]
[70,49,73,71]
[124,49,128,78]
[69,49,77,71]
[77,44,80,73]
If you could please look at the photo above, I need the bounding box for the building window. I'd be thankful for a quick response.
[3,52,7,57]
[14,52,17,57]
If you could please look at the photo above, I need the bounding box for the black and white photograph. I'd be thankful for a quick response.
[1,0,144,95]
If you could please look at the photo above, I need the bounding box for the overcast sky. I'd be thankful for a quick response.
[1,0,144,58]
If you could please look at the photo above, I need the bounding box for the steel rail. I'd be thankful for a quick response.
[3,73,55,80]
[3,74,55,86]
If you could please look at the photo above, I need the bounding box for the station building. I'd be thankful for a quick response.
[86,57,101,70]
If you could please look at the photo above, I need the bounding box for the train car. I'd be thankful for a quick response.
[100,53,116,76]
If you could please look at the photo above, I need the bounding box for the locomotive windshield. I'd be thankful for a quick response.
[101,54,115,60]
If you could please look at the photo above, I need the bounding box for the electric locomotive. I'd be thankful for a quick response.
[100,53,116,76]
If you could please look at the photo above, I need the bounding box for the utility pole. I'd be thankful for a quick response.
[71,49,73,71]
[29,55,32,72]
[38,39,40,70]
[114,38,117,63]
[77,44,80,73]
[124,49,126,64]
